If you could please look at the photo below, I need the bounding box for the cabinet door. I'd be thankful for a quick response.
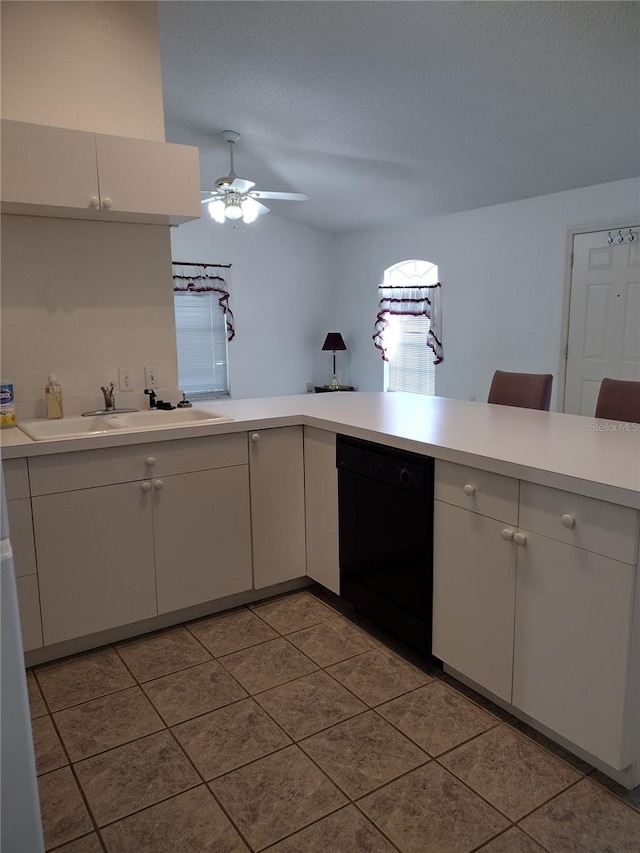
[304,427,339,594]
[513,532,635,769]
[433,500,517,702]
[16,575,43,651]
[6,498,37,578]
[249,427,306,589]
[1,120,99,214]
[154,466,253,614]
[95,134,201,224]
[33,483,156,645]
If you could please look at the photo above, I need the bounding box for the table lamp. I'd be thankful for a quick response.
[322,332,347,389]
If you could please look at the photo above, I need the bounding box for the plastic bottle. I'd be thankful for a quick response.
[45,374,63,420]
[0,380,16,428]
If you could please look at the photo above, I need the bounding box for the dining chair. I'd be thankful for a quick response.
[594,378,640,423]
[487,370,553,411]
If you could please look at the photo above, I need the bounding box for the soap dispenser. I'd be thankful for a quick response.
[45,374,63,419]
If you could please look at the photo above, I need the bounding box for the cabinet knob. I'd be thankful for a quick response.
[501,528,514,541]
[89,196,100,209]
[101,197,113,210]
[561,513,576,529]
[463,484,476,497]
[145,456,156,467]
[141,481,152,492]
[153,479,164,490]
[514,532,527,546]
[251,432,261,442]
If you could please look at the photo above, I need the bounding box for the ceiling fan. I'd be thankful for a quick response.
[201,130,309,224]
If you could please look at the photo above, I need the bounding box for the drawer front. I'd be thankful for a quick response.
[28,433,248,495]
[3,458,29,499]
[519,482,639,565]
[435,460,519,525]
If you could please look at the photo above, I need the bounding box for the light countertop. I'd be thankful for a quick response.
[2,392,639,508]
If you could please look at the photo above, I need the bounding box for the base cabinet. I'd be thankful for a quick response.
[433,459,640,773]
[249,426,306,588]
[303,427,339,594]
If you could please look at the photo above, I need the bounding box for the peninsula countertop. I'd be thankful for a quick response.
[2,392,639,509]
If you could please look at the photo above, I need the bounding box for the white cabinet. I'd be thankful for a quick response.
[433,459,640,770]
[29,434,252,645]
[249,426,306,589]
[303,427,339,594]
[3,459,43,651]
[1,119,201,225]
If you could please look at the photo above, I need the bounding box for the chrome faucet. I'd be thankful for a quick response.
[101,382,116,411]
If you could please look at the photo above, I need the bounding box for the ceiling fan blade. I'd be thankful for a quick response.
[215,176,255,193]
[250,199,271,216]
[249,190,309,202]
[200,194,220,204]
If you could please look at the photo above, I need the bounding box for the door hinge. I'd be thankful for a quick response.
[570,252,574,267]
[563,344,569,359]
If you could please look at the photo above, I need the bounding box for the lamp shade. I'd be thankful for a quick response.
[322,332,347,352]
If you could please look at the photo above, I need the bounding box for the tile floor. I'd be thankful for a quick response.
[28,588,640,852]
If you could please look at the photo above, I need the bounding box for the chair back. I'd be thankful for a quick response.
[488,370,553,411]
[594,378,640,423]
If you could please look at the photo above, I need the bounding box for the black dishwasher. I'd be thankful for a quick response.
[337,434,435,655]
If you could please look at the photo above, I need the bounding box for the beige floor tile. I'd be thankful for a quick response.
[74,730,200,827]
[377,680,498,756]
[255,671,367,740]
[36,648,134,712]
[187,608,278,656]
[142,659,247,725]
[31,714,68,775]
[219,637,318,694]
[210,744,347,850]
[172,697,291,779]
[327,647,431,706]
[53,686,165,761]
[287,617,377,667]
[27,671,48,718]
[37,766,93,851]
[360,762,509,853]
[440,724,581,821]
[115,626,211,682]
[300,710,428,798]
[477,827,546,852]
[252,591,337,634]
[100,785,249,853]
[264,804,397,852]
[52,833,104,853]
[520,778,640,852]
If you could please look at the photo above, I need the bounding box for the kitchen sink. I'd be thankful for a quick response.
[18,408,234,441]
[18,415,123,441]
[108,408,234,430]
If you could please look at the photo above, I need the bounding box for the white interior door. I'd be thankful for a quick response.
[564,228,640,415]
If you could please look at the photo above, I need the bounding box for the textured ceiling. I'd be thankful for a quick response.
[158,1,639,235]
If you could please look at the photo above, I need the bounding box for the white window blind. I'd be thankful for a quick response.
[384,315,436,395]
[174,291,230,398]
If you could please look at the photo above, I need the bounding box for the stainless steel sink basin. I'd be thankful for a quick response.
[19,415,122,441]
[109,408,234,430]
[18,408,234,441]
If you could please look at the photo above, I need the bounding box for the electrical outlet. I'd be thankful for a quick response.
[118,367,134,391]
[145,365,160,389]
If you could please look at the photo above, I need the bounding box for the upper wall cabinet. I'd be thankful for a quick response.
[0,120,201,225]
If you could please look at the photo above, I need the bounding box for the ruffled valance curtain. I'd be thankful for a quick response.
[172,261,235,341]
[373,283,443,364]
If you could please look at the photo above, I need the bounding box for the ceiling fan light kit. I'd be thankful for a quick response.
[202,130,308,225]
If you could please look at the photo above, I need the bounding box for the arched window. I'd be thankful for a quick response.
[373,259,443,395]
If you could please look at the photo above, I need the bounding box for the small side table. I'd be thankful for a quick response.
[314,385,356,393]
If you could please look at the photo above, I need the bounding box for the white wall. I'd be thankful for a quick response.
[0,1,165,141]
[336,178,640,407]
[170,212,339,398]
[1,215,177,417]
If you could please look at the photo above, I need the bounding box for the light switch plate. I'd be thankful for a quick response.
[145,365,160,389]
[118,367,134,391]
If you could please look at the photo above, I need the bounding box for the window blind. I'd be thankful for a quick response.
[174,291,230,398]
[385,315,436,395]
